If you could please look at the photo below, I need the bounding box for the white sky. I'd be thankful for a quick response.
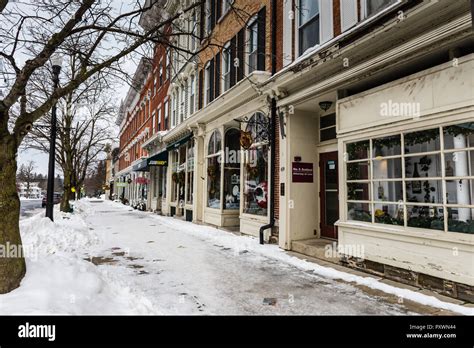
[16,1,141,175]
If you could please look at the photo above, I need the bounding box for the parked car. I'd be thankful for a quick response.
[42,193,62,208]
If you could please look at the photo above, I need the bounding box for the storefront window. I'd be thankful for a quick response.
[207,130,222,209]
[345,122,474,233]
[243,113,269,216]
[171,151,178,202]
[186,140,194,204]
[178,146,186,205]
[224,128,240,210]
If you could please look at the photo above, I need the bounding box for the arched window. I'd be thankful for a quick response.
[243,113,269,216]
[224,128,241,210]
[207,130,222,208]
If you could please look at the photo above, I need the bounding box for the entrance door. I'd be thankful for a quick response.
[320,151,339,239]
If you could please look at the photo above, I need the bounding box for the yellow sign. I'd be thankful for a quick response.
[71,187,76,193]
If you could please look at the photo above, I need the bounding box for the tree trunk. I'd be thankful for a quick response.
[0,135,26,294]
[60,169,72,212]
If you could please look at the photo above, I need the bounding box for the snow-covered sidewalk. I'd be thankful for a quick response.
[1,199,472,315]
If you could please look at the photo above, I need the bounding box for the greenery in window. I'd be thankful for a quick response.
[404,129,439,148]
[347,141,369,160]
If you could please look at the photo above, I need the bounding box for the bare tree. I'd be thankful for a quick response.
[16,160,36,198]
[25,58,116,213]
[0,0,210,294]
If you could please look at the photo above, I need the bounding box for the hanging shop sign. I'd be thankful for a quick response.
[240,130,253,150]
[292,162,314,183]
[116,182,128,187]
[136,177,149,184]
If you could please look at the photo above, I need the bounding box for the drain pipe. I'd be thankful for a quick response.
[259,98,276,244]
[259,0,278,245]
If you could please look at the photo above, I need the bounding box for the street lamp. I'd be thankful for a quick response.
[45,55,62,221]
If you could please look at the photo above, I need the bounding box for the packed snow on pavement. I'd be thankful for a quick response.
[0,199,472,315]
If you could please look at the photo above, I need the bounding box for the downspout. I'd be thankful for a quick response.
[259,0,278,245]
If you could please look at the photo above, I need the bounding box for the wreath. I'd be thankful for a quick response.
[178,171,185,185]
[207,165,217,179]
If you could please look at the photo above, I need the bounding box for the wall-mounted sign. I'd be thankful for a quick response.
[116,182,128,187]
[292,162,314,183]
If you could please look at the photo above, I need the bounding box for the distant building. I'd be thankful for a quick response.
[18,182,42,199]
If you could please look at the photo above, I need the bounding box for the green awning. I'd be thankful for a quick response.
[132,158,149,172]
[147,149,168,166]
[166,133,193,151]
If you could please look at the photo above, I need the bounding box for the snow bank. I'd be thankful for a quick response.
[20,211,99,256]
[1,206,155,315]
[146,211,474,316]
[0,253,154,315]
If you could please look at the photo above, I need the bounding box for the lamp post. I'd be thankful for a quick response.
[45,56,62,221]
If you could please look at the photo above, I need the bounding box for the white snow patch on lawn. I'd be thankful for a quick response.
[143,209,473,316]
[0,205,155,315]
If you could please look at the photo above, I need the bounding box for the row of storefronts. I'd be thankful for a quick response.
[112,0,474,301]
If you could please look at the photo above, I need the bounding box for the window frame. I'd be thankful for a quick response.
[298,0,320,56]
[344,123,474,234]
[247,17,258,74]
[222,42,231,92]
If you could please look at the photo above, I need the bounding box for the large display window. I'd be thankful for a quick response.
[243,113,269,216]
[345,122,474,234]
[224,128,241,210]
[207,130,222,209]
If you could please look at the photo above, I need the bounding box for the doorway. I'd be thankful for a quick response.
[320,151,339,239]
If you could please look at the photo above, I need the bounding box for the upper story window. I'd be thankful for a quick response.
[190,11,197,52]
[222,43,231,92]
[206,0,212,35]
[248,18,258,73]
[189,75,195,115]
[180,84,185,123]
[171,93,177,127]
[157,107,162,131]
[166,48,171,80]
[365,0,399,18]
[153,76,157,96]
[159,61,163,86]
[299,0,320,56]
[164,100,169,129]
[205,63,211,106]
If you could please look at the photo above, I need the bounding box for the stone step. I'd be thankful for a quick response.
[291,238,340,264]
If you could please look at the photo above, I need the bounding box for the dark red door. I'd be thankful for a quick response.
[320,152,339,239]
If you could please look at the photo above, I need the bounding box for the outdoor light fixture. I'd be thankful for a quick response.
[319,101,333,112]
[45,55,63,221]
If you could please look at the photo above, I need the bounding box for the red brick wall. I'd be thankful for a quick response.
[118,40,170,172]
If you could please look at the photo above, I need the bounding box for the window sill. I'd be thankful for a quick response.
[337,220,474,246]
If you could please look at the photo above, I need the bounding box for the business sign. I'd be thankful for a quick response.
[136,177,148,184]
[292,162,314,183]
[116,182,128,187]
[149,160,168,166]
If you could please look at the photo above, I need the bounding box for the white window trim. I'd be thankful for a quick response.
[204,62,211,107]
[247,16,258,74]
[189,74,196,116]
[343,125,474,234]
[222,42,231,92]
[361,0,402,20]
[296,0,321,57]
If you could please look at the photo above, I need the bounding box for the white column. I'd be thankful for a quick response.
[454,134,471,221]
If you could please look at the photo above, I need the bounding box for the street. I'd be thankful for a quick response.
[20,199,43,219]
[77,200,454,315]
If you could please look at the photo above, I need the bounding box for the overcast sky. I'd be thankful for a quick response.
[15,1,141,175]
